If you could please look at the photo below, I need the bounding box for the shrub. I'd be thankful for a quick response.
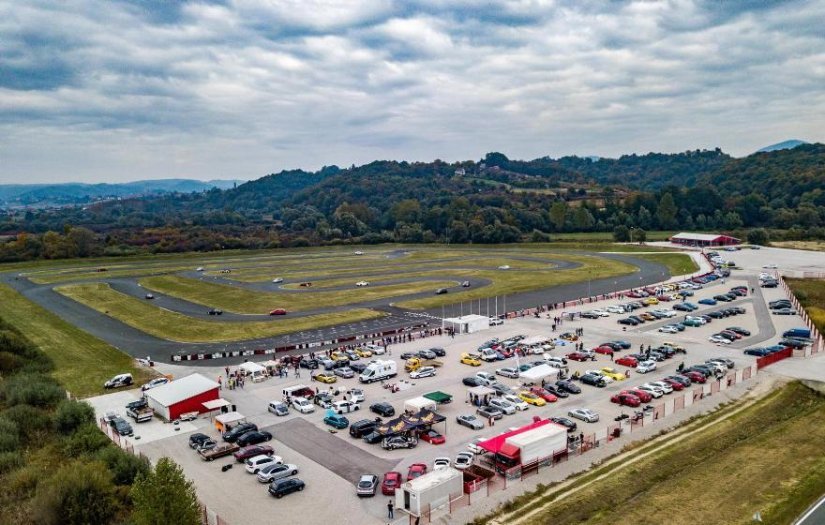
[97,446,150,485]
[0,351,23,373]
[33,461,120,525]
[132,458,200,525]
[1,374,64,407]
[54,400,95,434]
[62,423,111,457]
[0,418,20,453]
[1,404,52,441]
[0,451,23,474]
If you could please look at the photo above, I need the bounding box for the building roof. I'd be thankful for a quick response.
[404,466,462,492]
[146,373,219,407]
[443,314,489,323]
[671,232,740,242]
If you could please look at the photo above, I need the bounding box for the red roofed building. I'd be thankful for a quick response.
[670,232,740,247]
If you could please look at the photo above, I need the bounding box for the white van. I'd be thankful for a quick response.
[365,344,386,355]
[480,348,498,362]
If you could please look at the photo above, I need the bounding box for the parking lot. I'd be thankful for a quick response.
[86,245,823,525]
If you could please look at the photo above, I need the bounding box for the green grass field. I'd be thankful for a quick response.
[487,381,825,525]
[55,283,385,343]
[787,278,825,334]
[0,284,156,397]
[633,253,699,276]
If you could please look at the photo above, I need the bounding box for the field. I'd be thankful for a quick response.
[486,381,825,525]
[0,284,155,397]
[787,278,825,333]
[54,283,384,343]
[772,240,825,252]
[632,253,699,276]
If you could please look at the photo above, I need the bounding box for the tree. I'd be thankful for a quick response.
[549,201,567,231]
[657,193,678,229]
[747,228,769,245]
[131,458,200,525]
[54,400,95,434]
[572,207,595,231]
[635,228,647,242]
[637,206,653,229]
[613,225,630,242]
[33,461,120,525]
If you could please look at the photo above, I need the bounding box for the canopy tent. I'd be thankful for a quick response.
[442,314,490,334]
[423,391,452,405]
[260,359,281,370]
[202,399,231,411]
[519,364,560,385]
[467,385,495,407]
[521,335,550,346]
[239,361,268,382]
[214,411,246,432]
[375,409,446,436]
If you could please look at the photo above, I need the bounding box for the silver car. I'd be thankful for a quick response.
[568,408,599,423]
[334,367,355,379]
[257,463,299,483]
[488,398,516,415]
[456,414,485,430]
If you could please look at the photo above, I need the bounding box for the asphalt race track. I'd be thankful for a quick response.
[0,251,671,364]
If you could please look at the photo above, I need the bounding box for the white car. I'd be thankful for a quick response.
[354,251,364,255]
[686,316,706,325]
[495,367,520,379]
[568,408,599,423]
[196,267,205,272]
[245,455,281,474]
[606,305,625,314]
[709,335,731,344]
[501,394,529,411]
[498,265,511,270]
[704,361,727,375]
[475,372,496,386]
[659,310,678,318]
[272,277,284,283]
[637,384,665,398]
[332,400,361,414]
[591,309,610,317]
[650,381,674,394]
[454,451,474,470]
[763,264,777,269]
[659,326,679,334]
[636,360,657,374]
[488,398,516,415]
[141,377,170,391]
[544,355,568,368]
[410,366,436,379]
[355,281,370,287]
[467,438,484,455]
[345,388,365,403]
[291,397,315,414]
[489,317,504,326]
[433,457,451,470]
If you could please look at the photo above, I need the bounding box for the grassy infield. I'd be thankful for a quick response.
[484,381,825,525]
[787,278,825,335]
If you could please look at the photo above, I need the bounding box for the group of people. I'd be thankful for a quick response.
[219,367,247,390]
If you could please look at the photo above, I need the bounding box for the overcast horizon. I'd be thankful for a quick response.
[2,0,824,184]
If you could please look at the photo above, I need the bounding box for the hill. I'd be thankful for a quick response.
[757,139,808,153]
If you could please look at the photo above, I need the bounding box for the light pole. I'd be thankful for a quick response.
[630,227,636,244]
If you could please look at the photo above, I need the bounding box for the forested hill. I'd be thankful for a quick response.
[0,144,823,261]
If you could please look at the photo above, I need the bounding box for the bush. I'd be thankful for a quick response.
[54,400,95,434]
[747,228,770,245]
[0,418,20,453]
[0,351,23,373]
[613,225,630,242]
[0,450,23,474]
[97,446,150,485]
[62,423,111,457]
[1,404,52,441]
[132,458,200,525]
[0,374,64,407]
[33,461,120,525]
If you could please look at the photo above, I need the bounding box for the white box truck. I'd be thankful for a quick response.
[359,360,397,383]
[494,421,568,471]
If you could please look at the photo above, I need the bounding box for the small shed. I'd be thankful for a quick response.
[396,467,463,518]
[239,361,268,382]
[214,411,246,433]
[145,373,220,421]
[442,314,490,334]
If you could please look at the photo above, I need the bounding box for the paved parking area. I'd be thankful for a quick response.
[86,244,824,525]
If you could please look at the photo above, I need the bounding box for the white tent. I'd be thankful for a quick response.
[239,361,268,382]
[404,396,437,414]
[442,314,489,334]
[519,364,560,385]
[521,335,550,346]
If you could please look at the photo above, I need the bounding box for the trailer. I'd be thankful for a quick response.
[396,467,463,518]
[478,419,568,473]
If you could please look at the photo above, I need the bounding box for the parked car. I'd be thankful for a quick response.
[382,471,402,495]
[579,373,606,388]
[454,451,474,470]
[488,398,516,415]
[410,366,437,379]
[111,417,133,436]
[495,367,520,379]
[334,367,355,379]
[356,474,379,497]
[550,417,577,432]
[477,405,504,420]
[555,380,581,394]
[223,423,258,443]
[462,376,484,387]
[141,377,170,391]
[370,402,395,417]
[189,433,212,449]
[611,393,641,407]
[324,414,350,429]
[419,429,446,445]
[636,360,657,374]
[568,408,599,423]
[333,400,361,414]
[292,397,315,413]
[257,463,299,483]
[407,463,428,481]
[268,478,305,498]
[456,414,485,430]
[104,373,133,389]
[234,444,274,462]
[245,454,280,474]
[382,436,416,450]
[237,431,272,447]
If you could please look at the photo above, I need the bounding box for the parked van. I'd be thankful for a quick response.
[349,419,378,438]
[359,360,397,383]
[783,328,811,339]
[283,385,314,400]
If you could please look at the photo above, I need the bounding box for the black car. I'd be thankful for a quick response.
[430,347,447,357]
[223,422,258,442]
[579,373,606,388]
[686,365,713,377]
[349,362,368,373]
[707,311,724,319]
[673,303,692,312]
[781,339,808,349]
[463,376,483,387]
[665,375,692,387]
[299,359,319,370]
[382,436,417,450]
[208,308,223,315]
[189,433,212,449]
[269,478,305,498]
[555,380,581,394]
[550,416,577,432]
[610,340,632,349]
[731,306,746,314]
[580,311,600,319]
[349,420,378,438]
[417,349,437,360]
[111,417,133,436]
[314,392,334,408]
[744,348,770,357]
[370,402,395,417]
[400,352,417,360]
[618,318,638,326]
[543,385,568,398]
[237,430,272,447]
[628,315,645,324]
[362,431,383,444]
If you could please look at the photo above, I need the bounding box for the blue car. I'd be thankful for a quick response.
[699,298,717,305]
[324,414,350,429]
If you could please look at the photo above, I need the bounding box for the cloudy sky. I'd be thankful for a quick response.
[1,0,823,184]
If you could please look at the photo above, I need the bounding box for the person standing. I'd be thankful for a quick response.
[387,500,394,519]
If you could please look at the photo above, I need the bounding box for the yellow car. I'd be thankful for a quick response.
[330,351,349,362]
[643,297,659,305]
[663,342,685,352]
[355,348,373,358]
[560,332,578,342]
[518,391,546,407]
[460,353,481,366]
[600,367,627,381]
[314,372,337,384]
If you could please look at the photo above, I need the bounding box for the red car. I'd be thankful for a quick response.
[382,471,402,495]
[611,393,641,407]
[656,294,672,302]
[233,444,274,462]
[566,351,590,362]
[269,308,287,315]
[529,386,558,403]
[623,389,652,403]
[407,463,428,481]
[593,346,615,356]
[615,356,638,367]
[661,377,685,391]
[682,371,706,383]
[419,430,445,445]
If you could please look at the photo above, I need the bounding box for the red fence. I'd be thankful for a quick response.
[756,347,793,369]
